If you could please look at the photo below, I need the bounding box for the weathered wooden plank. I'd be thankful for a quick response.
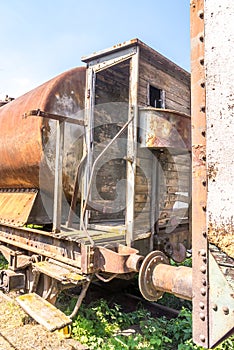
[139,59,190,95]
[139,50,190,86]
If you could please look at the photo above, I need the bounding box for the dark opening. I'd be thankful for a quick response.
[149,85,163,108]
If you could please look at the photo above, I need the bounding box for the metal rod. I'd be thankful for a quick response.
[80,116,134,246]
[67,151,87,227]
[69,278,92,319]
[53,121,64,233]
[26,109,84,126]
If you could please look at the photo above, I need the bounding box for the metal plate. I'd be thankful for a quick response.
[138,108,191,151]
[0,190,38,226]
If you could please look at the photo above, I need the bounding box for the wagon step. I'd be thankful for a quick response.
[16,292,72,331]
[32,259,85,285]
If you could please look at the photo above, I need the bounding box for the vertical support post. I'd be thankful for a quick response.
[191,0,209,347]
[126,47,139,246]
[81,67,95,229]
[150,153,159,250]
[53,120,65,233]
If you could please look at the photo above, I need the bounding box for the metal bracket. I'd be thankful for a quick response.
[209,252,234,347]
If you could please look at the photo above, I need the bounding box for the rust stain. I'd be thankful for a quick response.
[192,144,206,167]
[0,189,38,226]
[0,67,86,198]
[208,219,234,258]
[207,162,218,182]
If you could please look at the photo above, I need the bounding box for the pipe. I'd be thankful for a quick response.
[152,264,192,301]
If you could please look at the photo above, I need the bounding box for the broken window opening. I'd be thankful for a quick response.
[149,85,165,108]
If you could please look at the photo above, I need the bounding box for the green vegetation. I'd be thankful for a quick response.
[68,299,233,350]
[65,255,233,349]
[0,253,8,269]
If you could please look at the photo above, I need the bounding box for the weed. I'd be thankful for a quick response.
[70,300,233,350]
[0,253,8,269]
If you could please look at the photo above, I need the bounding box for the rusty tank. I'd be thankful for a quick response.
[0,67,86,221]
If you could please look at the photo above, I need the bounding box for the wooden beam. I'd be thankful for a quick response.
[125,47,139,246]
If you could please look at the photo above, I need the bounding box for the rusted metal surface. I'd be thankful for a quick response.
[138,250,192,301]
[139,108,191,150]
[26,109,84,126]
[95,244,143,274]
[208,223,234,259]
[0,189,38,226]
[152,264,192,300]
[0,222,141,275]
[0,67,85,199]
[191,0,209,347]
[164,242,187,263]
[0,224,83,270]
[138,251,169,301]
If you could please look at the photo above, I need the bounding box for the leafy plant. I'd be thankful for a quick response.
[70,299,234,350]
[0,253,8,269]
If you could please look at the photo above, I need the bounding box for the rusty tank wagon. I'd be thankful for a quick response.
[0,27,233,349]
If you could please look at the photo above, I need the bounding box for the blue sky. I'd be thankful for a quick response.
[0,0,190,99]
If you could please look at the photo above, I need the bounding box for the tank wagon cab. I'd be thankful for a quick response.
[0,38,232,346]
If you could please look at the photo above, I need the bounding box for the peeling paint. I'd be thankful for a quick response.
[208,218,234,258]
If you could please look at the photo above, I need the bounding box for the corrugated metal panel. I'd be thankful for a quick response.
[0,190,38,226]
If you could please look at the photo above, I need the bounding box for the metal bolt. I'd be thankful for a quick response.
[202,278,207,286]
[199,313,205,321]
[200,58,204,66]
[200,249,206,257]
[200,105,206,113]
[199,302,205,309]
[199,35,204,42]
[202,231,207,238]
[200,81,205,88]
[200,288,206,296]
[223,306,229,315]
[212,304,218,311]
[201,130,206,137]
[198,10,204,19]
[202,179,206,186]
[200,266,206,273]
[200,335,206,342]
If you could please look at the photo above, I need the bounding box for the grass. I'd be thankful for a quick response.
[67,298,233,350]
